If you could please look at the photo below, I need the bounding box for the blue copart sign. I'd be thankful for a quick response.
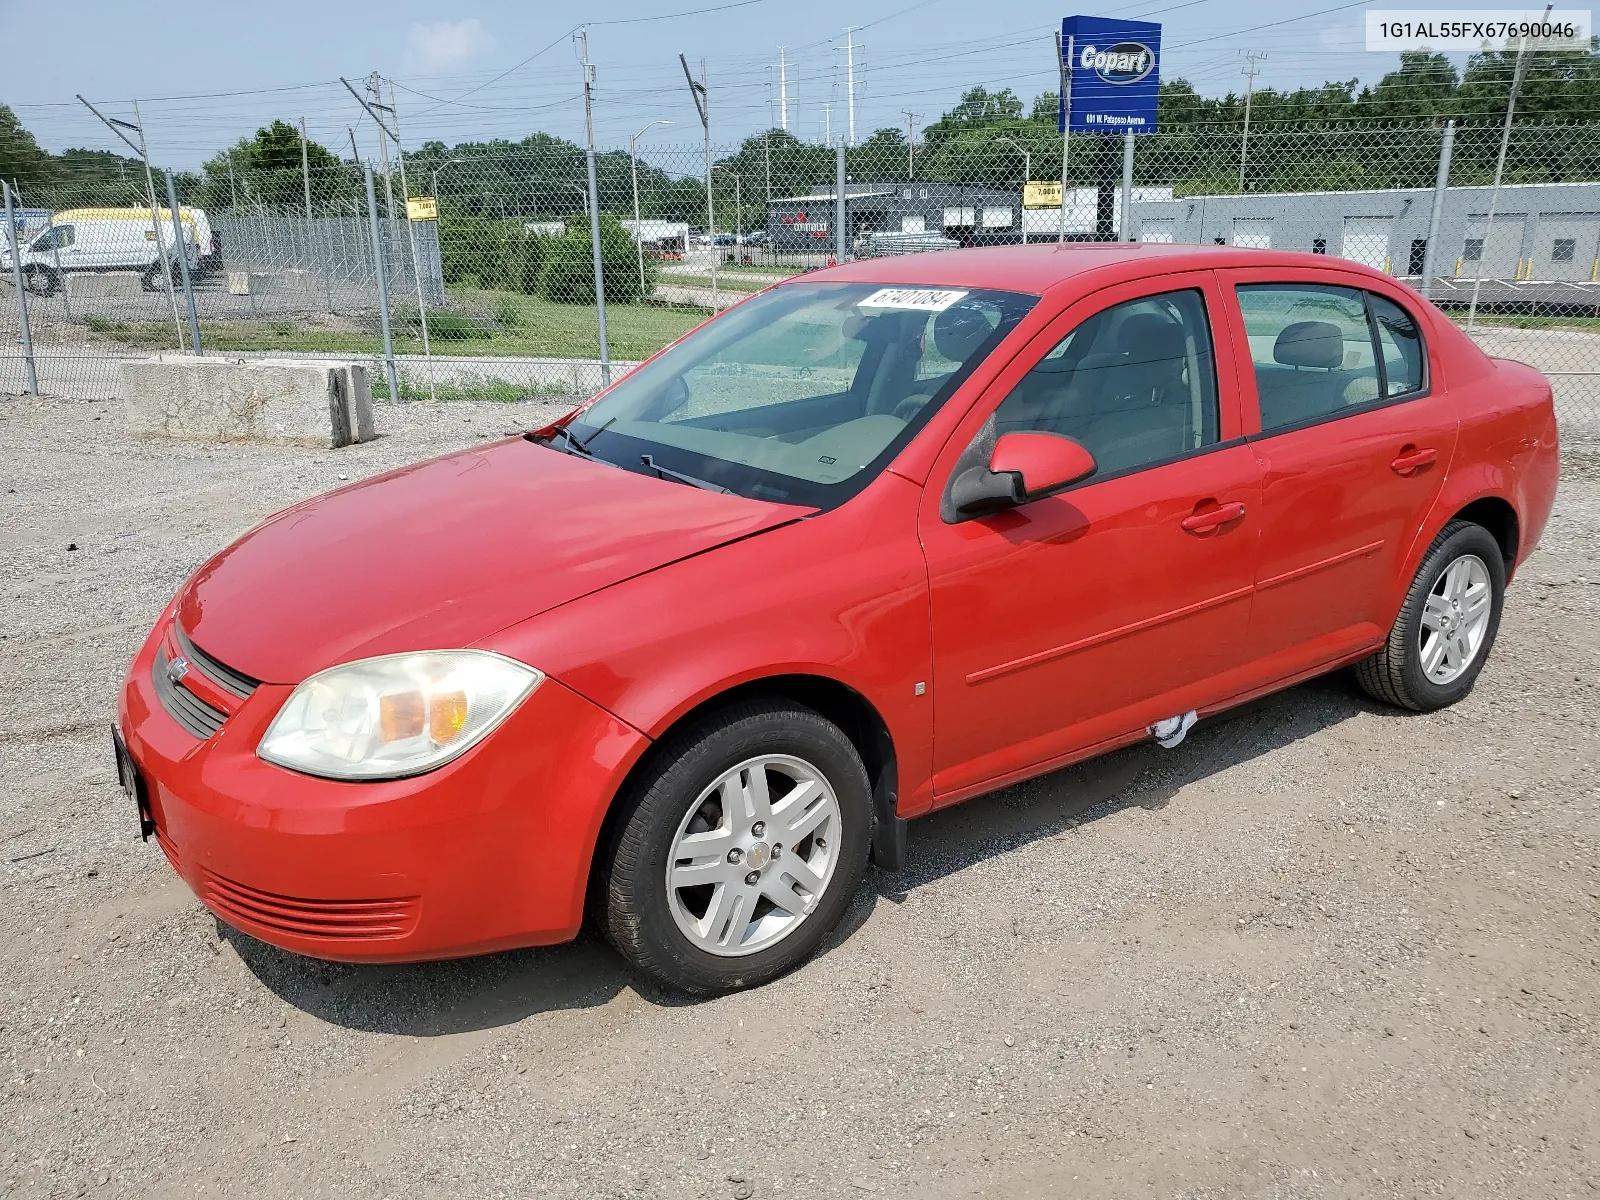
[1059,15,1161,134]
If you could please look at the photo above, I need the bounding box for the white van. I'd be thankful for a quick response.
[1,207,205,296]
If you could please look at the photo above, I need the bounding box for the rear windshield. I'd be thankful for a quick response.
[562,281,1038,508]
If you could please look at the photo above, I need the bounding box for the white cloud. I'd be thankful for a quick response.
[405,19,494,73]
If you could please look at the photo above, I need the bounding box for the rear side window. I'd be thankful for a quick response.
[992,288,1219,478]
[1236,284,1425,433]
[1370,293,1424,396]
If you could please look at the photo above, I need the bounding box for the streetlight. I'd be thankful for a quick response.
[431,157,467,204]
[630,120,672,299]
[996,136,1031,245]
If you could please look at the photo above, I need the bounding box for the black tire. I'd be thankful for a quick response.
[22,264,59,297]
[141,261,178,292]
[599,700,872,995]
[1355,520,1506,712]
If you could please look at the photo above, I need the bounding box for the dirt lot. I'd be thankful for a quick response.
[1,396,1597,1200]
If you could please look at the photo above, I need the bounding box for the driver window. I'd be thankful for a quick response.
[992,289,1220,477]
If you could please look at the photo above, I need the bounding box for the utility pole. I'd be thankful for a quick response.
[1238,51,1266,193]
[347,126,361,164]
[299,117,313,220]
[368,71,396,220]
[903,110,920,177]
[77,95,184,348]
[342,76,435,399]
[680,53,717,312]
[823,102,833,148]
[778,46,789,132]
[844,28,860,147]
[578,28,611,387]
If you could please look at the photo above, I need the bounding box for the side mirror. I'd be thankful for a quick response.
[950,431,1097,518]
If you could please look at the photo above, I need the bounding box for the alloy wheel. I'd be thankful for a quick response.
[1419,553,1492,684]
[665,753,841,957]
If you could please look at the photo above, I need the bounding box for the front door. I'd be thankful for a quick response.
[1222,272,1459,669]
[919,273,1262,800]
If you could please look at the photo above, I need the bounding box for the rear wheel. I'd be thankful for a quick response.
[599,700,871,995]
[1355,520,1505,712]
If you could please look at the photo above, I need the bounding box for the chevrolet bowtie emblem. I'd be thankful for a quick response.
[166,656,190,685]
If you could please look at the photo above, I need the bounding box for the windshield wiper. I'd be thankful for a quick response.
[639,454,732,494]
[544,424,592,456]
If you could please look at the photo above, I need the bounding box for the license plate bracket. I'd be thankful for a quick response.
[111,727,155,842]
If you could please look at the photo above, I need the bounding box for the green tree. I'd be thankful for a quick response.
[539,212,653,304]
[0,105,51,190]
[201,120,350,213]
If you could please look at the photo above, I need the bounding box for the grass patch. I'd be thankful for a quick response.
[80,290,709,360]
[370,373,572,402]
[1454,314,1600,331]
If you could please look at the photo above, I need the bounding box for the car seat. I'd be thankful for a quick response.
[891,302,998,421]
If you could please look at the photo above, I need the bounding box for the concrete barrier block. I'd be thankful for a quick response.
[246,269,319,298]
[120,356,377,448]
[66,272,145,299]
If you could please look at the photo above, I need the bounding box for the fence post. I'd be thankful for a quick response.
[164,172,203,355]
[1421,120,1455,300]
[1121,129,1136,242]
[586,145,612,389]
[835,143,847,261]
[364,166,400,403]
[3,181,39,396]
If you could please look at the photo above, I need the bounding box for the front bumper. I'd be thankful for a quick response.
[117,616,649,963]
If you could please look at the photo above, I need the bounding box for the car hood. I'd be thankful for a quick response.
[176,438,808,684]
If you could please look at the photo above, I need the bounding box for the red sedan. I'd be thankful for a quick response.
[116,244,1559,994]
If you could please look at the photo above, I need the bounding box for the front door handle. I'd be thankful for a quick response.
[1181,501,1247,534]
[1390,446,1438,475]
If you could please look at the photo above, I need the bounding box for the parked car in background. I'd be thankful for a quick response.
[116,243,1558,996]
[1,207,205,295]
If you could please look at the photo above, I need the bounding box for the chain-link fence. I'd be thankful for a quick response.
[4,120,1600,440]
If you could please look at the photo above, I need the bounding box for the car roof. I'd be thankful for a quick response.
[804,242,1389,295]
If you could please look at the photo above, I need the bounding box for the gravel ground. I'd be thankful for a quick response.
[1,397,1597,1200]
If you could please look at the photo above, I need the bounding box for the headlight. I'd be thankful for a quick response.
[258,650,543,780]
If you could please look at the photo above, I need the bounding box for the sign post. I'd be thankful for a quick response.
[1058,16,1160,241]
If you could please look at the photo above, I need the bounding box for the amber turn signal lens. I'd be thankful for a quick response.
[379,692,425,743]
[429,690,470,743]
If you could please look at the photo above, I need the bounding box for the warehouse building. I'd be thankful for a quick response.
[1131,180,1600,289]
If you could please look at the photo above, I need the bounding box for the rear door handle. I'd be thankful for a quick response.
[1390,446,1438,474]
[1181,501,1247,534]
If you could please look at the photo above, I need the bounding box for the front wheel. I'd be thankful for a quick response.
[1355,520,1506,711]
[599,700,871,995]
[141,261,179,292]
[22,264,60,297]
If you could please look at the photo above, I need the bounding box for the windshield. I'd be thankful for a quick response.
[561,281,1037,507]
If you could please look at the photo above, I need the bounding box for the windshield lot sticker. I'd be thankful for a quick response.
[857,288,969,312]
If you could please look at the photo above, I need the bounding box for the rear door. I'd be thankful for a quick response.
[1218,268,1458,670]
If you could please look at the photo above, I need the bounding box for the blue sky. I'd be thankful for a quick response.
[2,0,1503,170]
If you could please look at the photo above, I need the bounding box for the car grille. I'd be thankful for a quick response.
[174,624,260,699]
[153,647,227,738]
[151,625,260,740]
[200,870,421,941]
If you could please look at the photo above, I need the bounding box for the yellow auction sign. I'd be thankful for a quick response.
[406,196,438,221]
[1022,181,1063,209]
